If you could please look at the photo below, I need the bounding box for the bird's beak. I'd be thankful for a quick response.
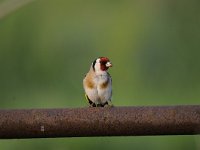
[106,62,112,67]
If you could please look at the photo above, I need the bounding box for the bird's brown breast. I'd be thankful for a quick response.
[85,73,95,89]
[86,79,94,89]
[100,79,109,89]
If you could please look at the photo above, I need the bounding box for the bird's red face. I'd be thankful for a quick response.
[99,57,112,71]
[92,57,112,72]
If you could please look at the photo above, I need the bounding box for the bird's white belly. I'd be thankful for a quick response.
[85,88,100,103]
[97,84,112,103]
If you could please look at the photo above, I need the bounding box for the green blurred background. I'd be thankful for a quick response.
[0,0,200,149]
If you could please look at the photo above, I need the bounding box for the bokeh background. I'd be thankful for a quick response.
[0,0,200,149]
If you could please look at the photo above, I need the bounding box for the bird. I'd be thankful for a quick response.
[83,57,113,107]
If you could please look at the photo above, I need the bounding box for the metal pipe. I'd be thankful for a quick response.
[0,105,200,139]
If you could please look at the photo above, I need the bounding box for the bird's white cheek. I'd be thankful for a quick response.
[94,62,100,70]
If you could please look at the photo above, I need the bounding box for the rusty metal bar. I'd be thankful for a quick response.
[0,105,200,139]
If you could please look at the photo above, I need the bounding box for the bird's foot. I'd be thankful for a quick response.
[104,104,114,107]
[89,102,97,107]
[104,101,114,107]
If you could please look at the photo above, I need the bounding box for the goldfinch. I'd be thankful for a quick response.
[83,57,113,107]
